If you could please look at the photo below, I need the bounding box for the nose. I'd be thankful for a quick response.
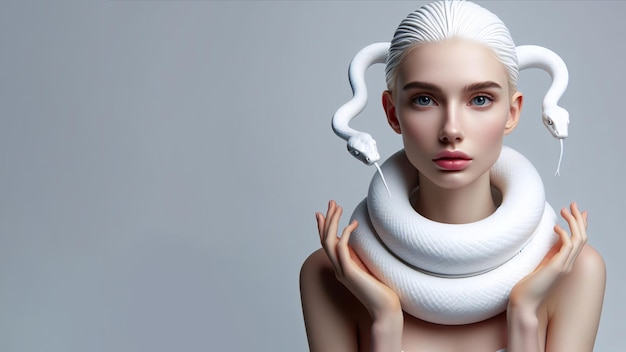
[439,106,464,143]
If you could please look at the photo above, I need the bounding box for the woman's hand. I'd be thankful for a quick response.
[316,200,401,320]
[506,202,589,352]
[509,202,588,314]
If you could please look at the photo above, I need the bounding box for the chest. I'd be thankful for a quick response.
[403,312,508,352]
[357,312,508,352]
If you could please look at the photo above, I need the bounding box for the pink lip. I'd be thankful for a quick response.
[433,150,472,171]
[433,150,471,160]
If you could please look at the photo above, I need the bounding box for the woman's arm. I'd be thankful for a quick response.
[300,249,361,351]
[506,245,605,352]
[506,203,606,352]
[300,201,404,352]
[544,245,605,352]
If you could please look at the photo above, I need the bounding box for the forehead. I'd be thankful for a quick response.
[397,39,509,90]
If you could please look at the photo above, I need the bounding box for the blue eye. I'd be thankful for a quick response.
[414,96,433,106]
[471,95,492,106]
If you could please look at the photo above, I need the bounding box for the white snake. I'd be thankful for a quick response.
[349,146,558,324]
[332,42,569,176]
[331,43,570,324]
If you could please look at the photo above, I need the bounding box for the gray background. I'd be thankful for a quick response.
[0,1,623,351]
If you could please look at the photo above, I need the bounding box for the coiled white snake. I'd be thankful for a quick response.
[332,42,569,176]
[331,43,569,324]
[349,146,558,324]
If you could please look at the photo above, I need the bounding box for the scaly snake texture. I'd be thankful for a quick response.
[349,147,558,324]
[330,43,569,324]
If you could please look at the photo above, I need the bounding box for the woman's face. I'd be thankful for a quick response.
[383,39,522,190]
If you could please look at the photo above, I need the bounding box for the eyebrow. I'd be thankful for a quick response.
[464,81,503,92]
[402,81,442,92]
[402,80,503,92]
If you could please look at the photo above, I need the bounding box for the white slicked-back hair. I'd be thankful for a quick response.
[385,0,518,91]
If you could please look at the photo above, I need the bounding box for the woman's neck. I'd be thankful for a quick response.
[412,172,497,224]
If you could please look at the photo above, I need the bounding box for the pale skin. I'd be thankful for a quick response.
[300,40,606,352]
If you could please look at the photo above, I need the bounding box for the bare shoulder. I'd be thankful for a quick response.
[545,245,606,351]
[300,249,337,297]
[572,244,606,278]
[561,244,605,293]
[300,248,362,313]
[300,249,364,351]
[300,249,330,282]
[549,244,606,307]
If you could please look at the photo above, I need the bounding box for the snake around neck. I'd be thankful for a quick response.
[349,146,558,324]
[330,43,570,324]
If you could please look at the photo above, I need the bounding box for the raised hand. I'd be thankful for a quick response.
[508,202,588,312]
[316,200,401,319]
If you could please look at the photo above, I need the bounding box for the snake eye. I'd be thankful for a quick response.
[547,118,553,126]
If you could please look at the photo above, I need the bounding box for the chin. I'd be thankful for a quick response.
[420,168,491,190]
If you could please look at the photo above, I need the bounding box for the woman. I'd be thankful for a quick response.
[300,1,605,351]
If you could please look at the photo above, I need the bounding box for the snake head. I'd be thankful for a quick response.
[347,132,380,165]
[542,105,569,139]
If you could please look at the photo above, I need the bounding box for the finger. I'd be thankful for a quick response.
[323,200,336,235]
[570,203,587,242]
[336,220,359,277]
[327,205,344,238]
[557,207,585,273]
[565,202,588,268]
[583,211,588,230]
[574,204,588,245]
[550,224,573,269]
[338,220,359,256]
[325,201,343,235]
[316,212,326,242]
[323,203,343,265]
[339,219,358,242]
[560,206,581,245]
[564,203,588,250]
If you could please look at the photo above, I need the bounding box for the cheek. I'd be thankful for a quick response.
[401,120,438,153]
[478,121,506,143]
[474,109,509,145]
[399,111,439,139]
